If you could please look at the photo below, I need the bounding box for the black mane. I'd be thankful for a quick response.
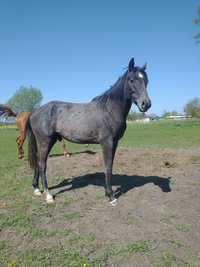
[91,72,127,106]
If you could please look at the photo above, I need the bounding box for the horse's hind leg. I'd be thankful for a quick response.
[16,130,26,159]
[101,138,118,206]
[16,135,23,159]
[33,166,41,196]
[60,138,70,157]
[37,136,57,203]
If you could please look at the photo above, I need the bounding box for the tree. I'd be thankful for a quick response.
[162,110,179,118]
[184,98,200,118]
[194,4,200,43]
[7,86,43,113]
[127,111,145,121]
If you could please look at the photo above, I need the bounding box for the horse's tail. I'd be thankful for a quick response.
[27,119,37,170]
[0,105,17,117]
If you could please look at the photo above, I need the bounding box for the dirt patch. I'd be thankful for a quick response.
[44,148,200,265]
[7,148,200,266]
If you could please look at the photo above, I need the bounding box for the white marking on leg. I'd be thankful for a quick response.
[46,191,54,204]
[64,152,70,157]
[34,188,42,196]
[110,198,117,206]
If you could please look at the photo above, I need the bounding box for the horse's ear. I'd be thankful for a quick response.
[143,63,147,70]
[128,58,135,72]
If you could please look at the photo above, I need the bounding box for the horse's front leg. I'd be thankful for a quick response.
[101,139,118,206]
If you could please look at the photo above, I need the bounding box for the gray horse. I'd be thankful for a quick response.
[27,58,151,205]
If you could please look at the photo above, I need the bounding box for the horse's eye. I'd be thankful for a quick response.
[129,79,134,83]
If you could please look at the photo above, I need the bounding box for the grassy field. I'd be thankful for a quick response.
[121,119,200,149]
[0,119,200,267]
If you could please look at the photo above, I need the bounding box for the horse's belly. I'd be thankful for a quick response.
[61,131,99,144]
[57,120,100,144]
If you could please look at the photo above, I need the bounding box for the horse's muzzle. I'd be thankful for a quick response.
[138,99,151,112]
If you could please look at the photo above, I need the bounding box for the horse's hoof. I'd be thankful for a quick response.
[64,152,70,157]
[110,198,117,206]
[46,192,54,204]
[46,198,55,204]
[34,188,42,196]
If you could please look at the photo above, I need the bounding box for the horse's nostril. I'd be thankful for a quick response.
[141,101,145,109]
[140,100,151,112]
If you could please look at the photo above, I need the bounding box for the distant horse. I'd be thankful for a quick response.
[27,58,151,205]
[0,106,69,159]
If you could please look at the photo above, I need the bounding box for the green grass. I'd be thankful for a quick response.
[64,212,81,220]
[175,224,192,233]
[6,247,90,267]
[169,240,184,248]
[2,241,152,267]
[117,240,152,255]
[120,119,200,149]
[154,251,191,267]
[1,119,200,160]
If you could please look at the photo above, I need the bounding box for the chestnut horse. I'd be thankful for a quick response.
[0,105,69,159]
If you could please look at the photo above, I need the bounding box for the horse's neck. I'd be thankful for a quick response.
[107,76,132,122]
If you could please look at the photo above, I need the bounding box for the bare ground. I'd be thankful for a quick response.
[6,148,200,266]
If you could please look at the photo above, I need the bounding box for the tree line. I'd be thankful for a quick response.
[127,98,200,121]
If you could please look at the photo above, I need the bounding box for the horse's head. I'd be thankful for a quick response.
[125,58,151,112]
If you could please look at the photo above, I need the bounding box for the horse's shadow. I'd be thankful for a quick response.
[50,172,171,199]
[49,150,96,158]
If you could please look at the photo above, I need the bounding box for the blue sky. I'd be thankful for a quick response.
[0,0,199,115]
